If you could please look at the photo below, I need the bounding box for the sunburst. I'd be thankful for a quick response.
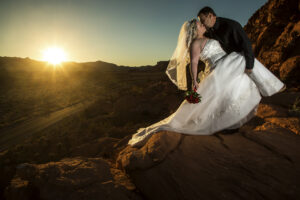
[42,47,67,65]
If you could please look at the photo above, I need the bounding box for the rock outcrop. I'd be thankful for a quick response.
[244,0,300,89]
[116,92,300,200]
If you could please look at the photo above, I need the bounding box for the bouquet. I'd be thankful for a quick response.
[184,86,202,104]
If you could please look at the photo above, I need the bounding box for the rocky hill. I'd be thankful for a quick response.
[244,0,300,89]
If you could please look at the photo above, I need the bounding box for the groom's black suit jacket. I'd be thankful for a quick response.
[204,17,254,69]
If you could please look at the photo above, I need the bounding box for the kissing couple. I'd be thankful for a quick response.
[128,6,286,148]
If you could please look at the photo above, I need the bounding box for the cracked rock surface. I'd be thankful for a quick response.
[117,92,300,200]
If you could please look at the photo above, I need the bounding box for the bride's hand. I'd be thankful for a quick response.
[193,80,199,90]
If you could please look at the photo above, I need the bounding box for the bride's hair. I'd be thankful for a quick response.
[165,19,200,91]
[186,19,198,50]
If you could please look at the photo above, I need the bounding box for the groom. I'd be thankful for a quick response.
[197,7,254,74]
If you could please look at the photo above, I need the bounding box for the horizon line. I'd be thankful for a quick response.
[0,55,170,68]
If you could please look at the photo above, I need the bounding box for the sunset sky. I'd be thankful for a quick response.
[0,0,267,66]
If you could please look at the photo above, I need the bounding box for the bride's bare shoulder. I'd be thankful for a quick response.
[191,38,207,53]
[191,39,201,46]
[190,39,201,50]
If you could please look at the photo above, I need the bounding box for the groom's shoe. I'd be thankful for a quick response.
[279,84,286,93]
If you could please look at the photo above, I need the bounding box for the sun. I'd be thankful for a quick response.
[42,47,67,65]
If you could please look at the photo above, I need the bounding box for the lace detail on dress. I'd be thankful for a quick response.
[207,80,256,119]
[198,39,227,80]
[200,39,227,69]
[247,71,283,96]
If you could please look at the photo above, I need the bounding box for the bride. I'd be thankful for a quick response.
[128,19,285,148]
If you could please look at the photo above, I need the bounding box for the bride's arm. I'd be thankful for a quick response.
[189,41,201,83]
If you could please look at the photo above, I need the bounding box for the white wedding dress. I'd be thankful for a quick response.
[128,39,284,148]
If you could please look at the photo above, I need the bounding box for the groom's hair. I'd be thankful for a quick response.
[197,7,216,17]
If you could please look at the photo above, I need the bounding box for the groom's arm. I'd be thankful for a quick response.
[232,21,255,70]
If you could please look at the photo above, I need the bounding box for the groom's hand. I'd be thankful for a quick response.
[245,68,253,74]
